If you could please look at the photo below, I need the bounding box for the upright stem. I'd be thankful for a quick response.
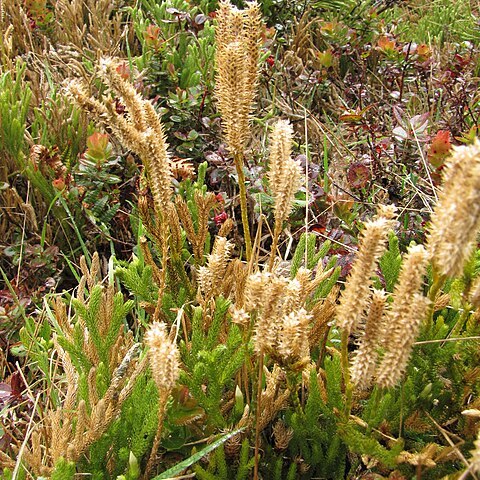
[449,307,470,339]
[286,372,301,411]
[268,220,282,271]
[144,391,168,480]
[366,387,381,434]
[426,269,446,331]
[153,215,169,321]
[253,351,264,480]
[341,329,353,419]
[234,152,252,262]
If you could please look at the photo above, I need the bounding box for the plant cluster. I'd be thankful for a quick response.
[1,1,480,480]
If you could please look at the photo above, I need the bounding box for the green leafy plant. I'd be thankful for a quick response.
[3,2,480,480]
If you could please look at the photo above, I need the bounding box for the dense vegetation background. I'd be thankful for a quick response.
[1,0,480,478]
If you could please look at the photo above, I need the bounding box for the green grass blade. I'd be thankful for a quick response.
[152,428,244,480]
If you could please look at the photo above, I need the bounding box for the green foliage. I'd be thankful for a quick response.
[161,287,190,323]
[236,439,255,480]
[181,299,249,428]
[285,368,346,479]
[290,232,332,277]
[289,233,340,304]
[193,445,228,480]
[378,232,402,292]
[324,352,343,410]
[283,365,403,477]
[116,256,159,305]
[83,374,159,478]
[338,424,403,470]
[285,462,297,480]
[313,0,368,14]
[362,388,396,429]
[382,0,480,44]
[152,429,244,480]
[403,329,470,425]
[0,61,31,166]
[6,469,26,480]
[57,284,134,378]
[178,161,209,216]
[18,315,53,384]
[1,469,12,480]
[134,0,215,88]
[119,375,159,460]
[50,458,76,480]
[313,264,340,301]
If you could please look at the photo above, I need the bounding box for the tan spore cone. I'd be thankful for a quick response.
[336,205,396,333]
[145,321,180,395]
[348,243,430,390]
[350,289,388,390]
[144,321,181,478]
[376,245,430,389]
[215,0,262,156]
[66,58,194,217]
[268,120,303,226]
[245,268,324,369]
[267,120,303,269]
[427,139,480,278]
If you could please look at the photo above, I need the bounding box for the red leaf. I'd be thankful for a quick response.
[311,224,327,235]
[115,62,131,80]
[87,132,109,152]
[377,36,396,53]
[428,130,452,168]
[144,24,162,49]
[10,372,25,398]
[347,162,371,188]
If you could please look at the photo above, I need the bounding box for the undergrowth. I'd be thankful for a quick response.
[1,1,480,479]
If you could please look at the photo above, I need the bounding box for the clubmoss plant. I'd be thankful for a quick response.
[144,321,180,479]
[375,245,430,389]
[5,3,480,479]
[428,139,480,279]
[335,204,396,334]
[214,0,262,261]
[267,119,303,271]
